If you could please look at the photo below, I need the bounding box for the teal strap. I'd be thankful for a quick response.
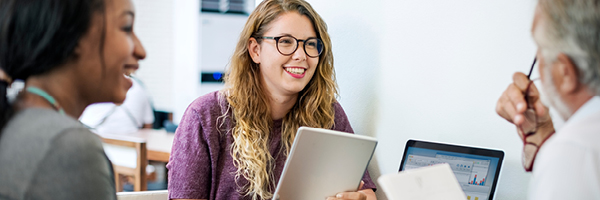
[26,86,66,115]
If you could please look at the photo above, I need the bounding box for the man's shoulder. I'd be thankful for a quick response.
[530,112,600,200]
[536,111,600,169]
[553,110,600,150]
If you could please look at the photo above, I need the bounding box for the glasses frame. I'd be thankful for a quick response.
[520,56,555,172]
[260,36,323,58]
[521,57,538,136]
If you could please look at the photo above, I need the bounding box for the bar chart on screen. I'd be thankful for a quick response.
[468,175,486,186]
[467,160,490,186]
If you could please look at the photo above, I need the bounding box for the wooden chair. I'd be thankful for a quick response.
[100,134,148,191]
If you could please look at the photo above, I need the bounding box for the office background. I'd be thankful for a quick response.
[130,0,560,199]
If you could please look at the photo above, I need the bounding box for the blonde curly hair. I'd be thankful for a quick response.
[220,0,338,199]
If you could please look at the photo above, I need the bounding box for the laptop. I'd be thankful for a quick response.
[399,139,504,200]
[273,127,378,200]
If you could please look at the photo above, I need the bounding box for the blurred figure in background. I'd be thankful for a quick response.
[0,0,146,199]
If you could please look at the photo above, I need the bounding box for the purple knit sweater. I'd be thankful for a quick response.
[167,91,376,200]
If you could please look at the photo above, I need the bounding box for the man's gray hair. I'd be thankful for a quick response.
[538,0,600,95]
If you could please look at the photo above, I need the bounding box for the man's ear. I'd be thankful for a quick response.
[248,38,261,64]
[555,53,581,94]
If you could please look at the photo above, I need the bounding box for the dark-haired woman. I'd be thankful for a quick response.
[0,0,146,199]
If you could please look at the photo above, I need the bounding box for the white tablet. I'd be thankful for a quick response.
[273,127,378,200]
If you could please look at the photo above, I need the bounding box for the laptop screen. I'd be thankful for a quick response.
[399,140,504,200]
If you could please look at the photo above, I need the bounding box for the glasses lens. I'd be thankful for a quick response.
[522,143,538,171]
[521,108,537,134]
[277,36,297,55]
[304,38,323,57]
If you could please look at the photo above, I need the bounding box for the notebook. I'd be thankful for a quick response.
[379,163,467,200]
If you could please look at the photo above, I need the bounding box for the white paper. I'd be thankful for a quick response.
[378,163,467,200]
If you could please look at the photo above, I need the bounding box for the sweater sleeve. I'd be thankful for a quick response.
[167,105,212,199]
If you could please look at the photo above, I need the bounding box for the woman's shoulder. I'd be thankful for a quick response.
[4,108,88,139]
[332,101,348,119]
[186,91,228,114]
[178,91,230,135]
[1,108,106,160]
[4,108,104,152]
[0,109,110,192]
[330,101,353,133]
[332,101,344,112]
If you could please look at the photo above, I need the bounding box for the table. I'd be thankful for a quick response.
[133,129,174,163]
[109,129,175,163]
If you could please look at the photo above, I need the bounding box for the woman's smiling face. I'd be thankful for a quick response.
[75,0,145,104]
[249,11,319,98]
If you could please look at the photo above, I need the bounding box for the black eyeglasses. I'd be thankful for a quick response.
[260,36,323,58]
[521,57,538,136]
[521,57,542,172]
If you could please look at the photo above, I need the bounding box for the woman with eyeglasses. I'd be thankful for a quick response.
[0,0,145,199]
[167,0,377,200]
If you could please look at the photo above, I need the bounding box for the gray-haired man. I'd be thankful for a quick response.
[496,0,600,199]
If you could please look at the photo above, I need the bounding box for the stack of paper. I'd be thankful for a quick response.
[378,163,467,200]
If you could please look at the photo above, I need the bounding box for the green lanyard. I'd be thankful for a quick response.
[26,86,66,115]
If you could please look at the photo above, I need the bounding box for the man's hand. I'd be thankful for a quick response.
[497,72,556,171]
[496,72,554,143]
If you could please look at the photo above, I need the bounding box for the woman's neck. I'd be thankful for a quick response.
[17,69,87,119]
[268,92,298,120]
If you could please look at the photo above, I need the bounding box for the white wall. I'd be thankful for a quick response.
[172,0,200,124]
[198,13,248,97]
[308,0,537,199]
[132,0,174,112]
[200,13,246,73]
[132,0,200,123]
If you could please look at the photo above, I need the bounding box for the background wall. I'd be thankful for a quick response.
[131,0,175,112]
[307,0,538,199]
[132,0,200,123]
[197,13,247,96]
